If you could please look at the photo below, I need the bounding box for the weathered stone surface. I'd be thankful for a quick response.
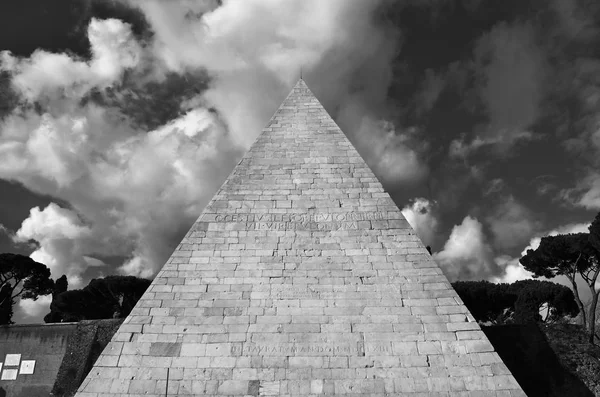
[74,79,526,396]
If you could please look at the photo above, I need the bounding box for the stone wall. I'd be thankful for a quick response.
[52,319,124,397]
[0,322,77,397]
[0,319,123,397]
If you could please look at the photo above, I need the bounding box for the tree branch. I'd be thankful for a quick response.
[12,286,25,299]
[591,264,600,290]
[0,294,11,307]
[581,268,591,285]
[0,278,8,290]
[543,303,552,323]
[569,254,587,328]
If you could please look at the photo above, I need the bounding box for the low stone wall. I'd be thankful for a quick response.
[0,322,78,397]
[52,319,124,397]
[0,319,124,397]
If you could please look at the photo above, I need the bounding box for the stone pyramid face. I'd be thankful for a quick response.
[75,80,525,396]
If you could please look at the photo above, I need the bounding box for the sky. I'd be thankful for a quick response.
[0,0,599,323]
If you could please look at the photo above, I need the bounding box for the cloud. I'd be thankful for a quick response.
[127,0,428,186]
[562,172,600,210]
[551,0,600,42]
[477,21,544,142]
[491,222,590,283]
[534,175,558,196]
[1,18,142,102]
[434,213,583,284]
[416,68,446,115]
[433,216,501,281]
[19,295,52,319]
[350,119,428,186]
[521,222,591,254]
[491,255,535,284]
[0,224,12,238]
[485,196,539,250]
[401,198,438,245]
[1,0,420,292]
[3,104,237,281]
[450,20,545,158]
[129,0,401,146]
[483,178,505,196]
[13,203,95,287]
[449,130,536,159]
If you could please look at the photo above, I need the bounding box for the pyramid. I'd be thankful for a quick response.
[75,80,526,396]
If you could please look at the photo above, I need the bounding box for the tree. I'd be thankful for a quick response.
[452,281,516,324]
[508,280,579,324]
[44,275,151,323]
[520,221,600,343]
[53,275,68,297]
[0,284,13,325]
[0,253,55,325]
[452,280,579,325]
[43,275,69,323]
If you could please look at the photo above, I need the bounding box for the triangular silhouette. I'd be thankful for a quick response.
[75,79,525,396]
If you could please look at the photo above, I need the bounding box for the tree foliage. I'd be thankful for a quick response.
[44,275,151,323]
[43,275,69,324]
[520,217,600,343]
[510,280,579,324]
[0,253,55,325]
[452,280,515,324]
[452,279,579,325]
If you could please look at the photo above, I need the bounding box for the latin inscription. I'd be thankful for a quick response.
[214,212,384,223]
[237,342,392,356]
[213,212,385,231]
[254,221,358,231]
[269,285,402,300]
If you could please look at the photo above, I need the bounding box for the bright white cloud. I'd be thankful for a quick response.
[19,295,52,319]
[491,222,590,284]
[128,0,417,163]
[3,105,234,282]
[1,0,420,291]
[433,216,500,281]
[0,18,142,102]
[17,203,90,241]
[491,255,535,284]
[401,198,438,245]
[88,18,142,81]
[14,203,95,287]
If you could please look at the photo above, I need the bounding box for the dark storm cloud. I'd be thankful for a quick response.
[0,0,151,58]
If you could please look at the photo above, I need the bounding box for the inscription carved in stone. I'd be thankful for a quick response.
[254,221,358,231]
[213,212,385,231]
[214,212,385,223]
[236,342,392,356]
[268,285,403,300]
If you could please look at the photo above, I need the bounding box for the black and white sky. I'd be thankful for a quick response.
[1,0,599,323]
